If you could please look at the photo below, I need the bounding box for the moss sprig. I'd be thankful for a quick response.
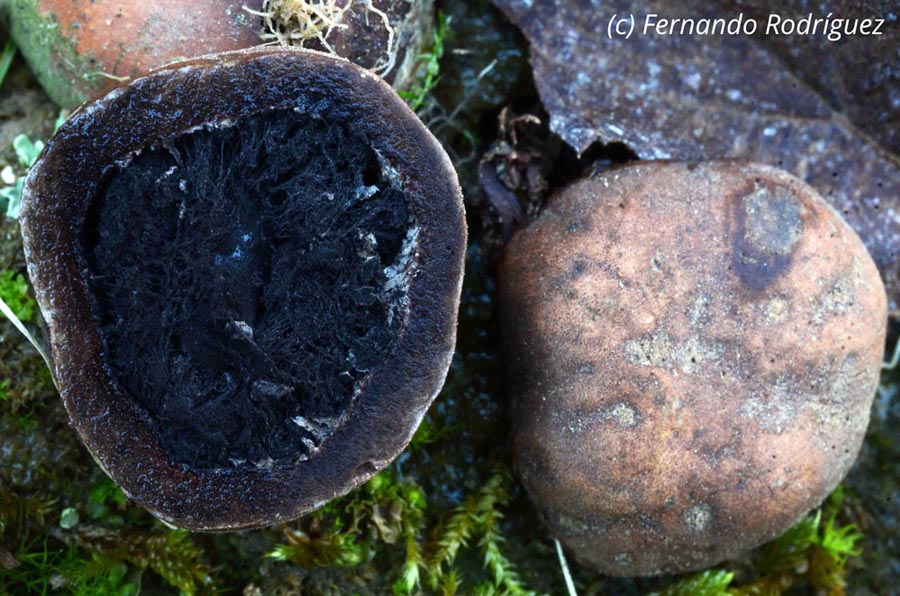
[657,569,735,596]
[657,486,865,596]
[0,486,54,541]
[425,467,536,595]
[55,526,213,595]
[266,468,428,592]
[400,10,449,112]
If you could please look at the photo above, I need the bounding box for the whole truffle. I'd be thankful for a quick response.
[499,161,887,576]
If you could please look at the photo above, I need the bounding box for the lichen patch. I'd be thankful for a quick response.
[813,275,856,323]
[683,503,712,533]
[607,402,639,428]
[763,295,789,325]
[624,329,723,374]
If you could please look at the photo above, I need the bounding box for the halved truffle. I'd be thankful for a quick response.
[20,47,465,530]
[499,161,886,575]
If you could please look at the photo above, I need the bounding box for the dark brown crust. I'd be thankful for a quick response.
[499,161,886,575]
[20,47,465,530]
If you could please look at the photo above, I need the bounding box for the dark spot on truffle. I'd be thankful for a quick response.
[570,259,587,277]
[576,362,595,374]
[731,182,804,291]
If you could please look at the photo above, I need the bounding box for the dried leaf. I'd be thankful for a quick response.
[717,1,900,156]
[494,0,900,310]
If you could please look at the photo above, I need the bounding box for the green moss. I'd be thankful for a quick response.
[60,553,139,596]
[53,526,213,595]
[0,37,15,89]
[399,10,448,112]
[84,478,127,527]
[0,488,53,540]
[651,487,866,596]
[263,470,422,591]
[0,270,35,321]
[424,468,534,595]
[657,569,734,596]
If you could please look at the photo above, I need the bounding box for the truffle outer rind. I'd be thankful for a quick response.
[20,47,466,531]
[500,161,886,576]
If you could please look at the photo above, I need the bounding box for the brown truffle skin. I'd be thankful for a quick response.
[499,161,886,576]
[20,47,465,531]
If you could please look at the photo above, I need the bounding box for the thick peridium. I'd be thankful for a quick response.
[86,108,412,471]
